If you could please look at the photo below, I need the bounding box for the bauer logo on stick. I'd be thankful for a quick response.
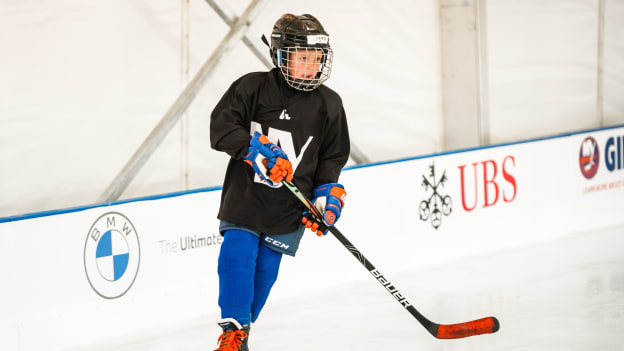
[84,212,141,299]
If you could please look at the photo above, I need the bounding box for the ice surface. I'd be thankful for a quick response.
[69,223,624,351]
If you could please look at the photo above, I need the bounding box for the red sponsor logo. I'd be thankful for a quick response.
[458,156,517,211]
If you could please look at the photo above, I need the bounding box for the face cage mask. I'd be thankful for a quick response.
[278,46,333,91]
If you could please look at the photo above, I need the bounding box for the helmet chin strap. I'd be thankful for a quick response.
[288,77,320,91]
[261,34,270,48]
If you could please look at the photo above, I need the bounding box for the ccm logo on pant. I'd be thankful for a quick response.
[264,237,290,250]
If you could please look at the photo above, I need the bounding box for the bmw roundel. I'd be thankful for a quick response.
[84,212,140,299]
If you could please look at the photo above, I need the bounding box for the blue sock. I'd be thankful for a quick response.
[217,230,259,325]
[250,244,282,323]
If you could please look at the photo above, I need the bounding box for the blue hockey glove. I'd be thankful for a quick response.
[302,183,346,236]
[243,132,293,187]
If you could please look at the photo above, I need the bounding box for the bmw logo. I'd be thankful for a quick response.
[84,212,140,299]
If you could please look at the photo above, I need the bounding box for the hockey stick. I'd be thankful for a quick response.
[282,180,499,339]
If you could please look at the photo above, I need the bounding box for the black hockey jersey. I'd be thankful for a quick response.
[210,69,350,235]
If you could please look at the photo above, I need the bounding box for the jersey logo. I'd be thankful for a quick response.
[278,109,291,120]
[250,122,313,188]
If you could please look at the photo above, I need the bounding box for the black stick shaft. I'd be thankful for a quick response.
[326,225,439,336]
[283,181,437,334]
[281,181,499,339]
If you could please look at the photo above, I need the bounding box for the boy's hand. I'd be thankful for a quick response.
[302,183,346,236]
[243,132,293,186]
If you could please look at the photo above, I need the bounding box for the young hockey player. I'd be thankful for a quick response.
[209,13,350,351]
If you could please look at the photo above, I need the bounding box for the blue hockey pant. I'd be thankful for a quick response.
[217,229,282,325]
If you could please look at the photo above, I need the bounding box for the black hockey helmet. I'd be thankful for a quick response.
[267,14,333,91]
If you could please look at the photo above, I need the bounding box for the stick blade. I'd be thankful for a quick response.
[435,316,499,339]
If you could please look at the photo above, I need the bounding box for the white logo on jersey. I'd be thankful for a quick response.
[250,122,313,188]
[279,109,291,120]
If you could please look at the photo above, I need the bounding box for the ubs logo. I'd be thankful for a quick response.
[84,212,140,299]
[579,137,599,179]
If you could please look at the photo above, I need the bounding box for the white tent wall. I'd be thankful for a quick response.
[488,0,601,143]
[487,0,624,142]
[1,0,623,218]
[604,0,624,125]
[0,0,442,217]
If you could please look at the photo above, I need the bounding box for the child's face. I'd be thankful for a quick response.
[286,49,324,80]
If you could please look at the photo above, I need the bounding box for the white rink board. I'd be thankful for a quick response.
[0,192,224,351]
[1,125,623,351]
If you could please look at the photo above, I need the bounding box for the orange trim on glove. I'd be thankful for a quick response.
[262,158,294,183]
[329,186,347,205]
